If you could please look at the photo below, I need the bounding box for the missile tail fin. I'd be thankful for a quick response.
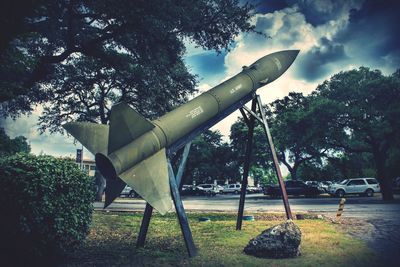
[119,148,172,215]
[104,177,127,208]
[63,122,109,155]
[108,103,155,154]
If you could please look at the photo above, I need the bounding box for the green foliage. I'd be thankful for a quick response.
[268,92,334,180]
[0,127,30,155]
[314,67,400,199]
[0,0,256,126]
[0,153,94,264]
[255,167,277,186]
[184,130,238,184]
[230,118,273,183]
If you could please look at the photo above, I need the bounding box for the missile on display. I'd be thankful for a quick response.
[63,50,299,215]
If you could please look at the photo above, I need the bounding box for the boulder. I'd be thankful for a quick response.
[244,220,301,258]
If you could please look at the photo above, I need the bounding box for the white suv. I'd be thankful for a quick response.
[222,184,241,194]
[328,178,380,197]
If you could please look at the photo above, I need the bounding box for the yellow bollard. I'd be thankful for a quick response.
[336,198,346,221]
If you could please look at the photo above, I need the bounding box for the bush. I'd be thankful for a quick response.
[0,153,94,264]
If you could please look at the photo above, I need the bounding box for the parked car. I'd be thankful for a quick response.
[223,184,241,194]
[318,181,333,193]
[395,177,400,188]
[196,184,219,196]
[216,185,224,193]
[181,185,202,196]
[246,186,263,193]
[328,178,380,197]
[120,185,138,198]
[264,180,322,198]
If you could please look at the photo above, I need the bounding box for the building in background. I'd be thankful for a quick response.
[77,159,96,177]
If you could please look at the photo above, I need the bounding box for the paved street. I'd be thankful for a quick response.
[95,194,400,266]
[95,193,400,218]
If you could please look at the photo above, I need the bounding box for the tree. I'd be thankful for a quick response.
[296,152,375,182]
[37,56,196,133]
[268,92,334,181]
[230,118,274,185]
[0,127,31,155]
[183,130,236,185]
[315,67,400,200]
[0,0,255,115]
[0,0,256,199]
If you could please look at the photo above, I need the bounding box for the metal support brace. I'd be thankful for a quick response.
[236,95,293,229]
[176,142,192,186]
[136,203,153,247]
[168,160,198,257]
[136,142,197,257]
[255,95,292,220]
[236,99,257,230]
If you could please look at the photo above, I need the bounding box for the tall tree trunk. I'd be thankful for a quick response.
[94,170,106,202]
[373,150,393,201]
[289,163,299,180]
[380,177,394,201]
[289,171,297,180]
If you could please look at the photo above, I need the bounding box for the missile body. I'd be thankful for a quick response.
[64,50,299,214]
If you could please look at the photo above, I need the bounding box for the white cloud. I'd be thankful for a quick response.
[0,105,92,159]
[197,83,212,94]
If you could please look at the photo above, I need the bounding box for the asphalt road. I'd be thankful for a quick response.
[95,193,400,219]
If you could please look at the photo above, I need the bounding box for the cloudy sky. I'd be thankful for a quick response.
[1,0,399,161]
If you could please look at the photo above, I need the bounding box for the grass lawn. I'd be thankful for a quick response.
[62,211,379,267]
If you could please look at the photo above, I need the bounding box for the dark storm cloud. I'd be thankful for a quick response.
[282,0,400,81]
[295,37,348,81]
[336,0,400,65]
[285,0,364,26]
[249,0,289,14]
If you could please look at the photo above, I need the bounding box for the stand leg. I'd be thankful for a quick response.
[256,95,293,220]
[136,203,153,247]
[236,99,257,230]
[136,144,192,248]
[168,162,198,257]
[176,142,192,187]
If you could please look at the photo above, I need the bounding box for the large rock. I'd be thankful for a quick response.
[244,220,301,258]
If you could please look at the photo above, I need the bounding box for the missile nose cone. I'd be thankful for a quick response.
[245,49,300,87]
[282,49,300,67]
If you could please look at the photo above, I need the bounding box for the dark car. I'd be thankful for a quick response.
[181,185,213,196]
[181,185,200,196]
[120,185,138,198]
[264,180,322,198]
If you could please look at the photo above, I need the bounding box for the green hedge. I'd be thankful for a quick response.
[0,153,94,264]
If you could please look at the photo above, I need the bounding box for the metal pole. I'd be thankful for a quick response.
[236,99,257,230]
[136,145,195,256]
[80,145,84,171]
[256,95,293,220]
[176,142,192,187]
[168,161,198,257]
[136,203,153,247]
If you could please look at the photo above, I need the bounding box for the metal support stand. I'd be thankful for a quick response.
[168,160,197,257]
[236,99,257,230]
[236,95,292,229]
[136,143,197,257]
[256,95,292,220]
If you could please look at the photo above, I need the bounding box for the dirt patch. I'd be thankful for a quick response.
[323,215,376,240]
[321,213,400,267]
